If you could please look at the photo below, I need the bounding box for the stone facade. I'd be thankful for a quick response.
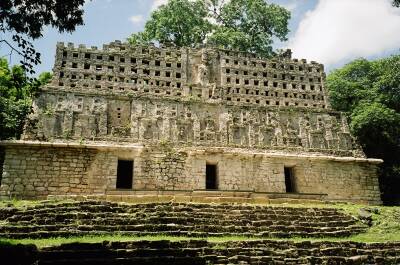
[0,41,382,204]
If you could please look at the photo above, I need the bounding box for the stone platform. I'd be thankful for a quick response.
[1,240,400,265]
[48,189,328,204]
[0,201,366,239]
[0,141,382,204]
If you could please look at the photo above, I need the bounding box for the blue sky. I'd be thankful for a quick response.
[1,0,399,74]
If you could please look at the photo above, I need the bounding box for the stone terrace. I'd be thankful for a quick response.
[1,240,400,265]
[0,201,366,239]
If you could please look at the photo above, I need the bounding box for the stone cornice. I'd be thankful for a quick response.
[0,140,383,164]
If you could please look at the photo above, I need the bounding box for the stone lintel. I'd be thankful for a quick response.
[1,140,383,164]
[0,140,144,152]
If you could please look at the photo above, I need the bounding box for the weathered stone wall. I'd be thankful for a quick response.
[51,41,327,109]
[0,42,382,203]
[138,147,192,190]
[0,143,381,204]
[277,158,381,202]
[23,92,362,157]
[183,149,381,203]
[23,41,339,148]
[0,146,113,199]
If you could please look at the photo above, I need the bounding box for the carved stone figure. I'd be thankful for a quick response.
[324,116,337,149]
[210,84,221,100]
[229,113,244,145]
[176,111,193,143]
[63,110,74,136]
[219,111,231,144]
[299,116,311,148]
[204,118,216,142]
[193,115,201,141]
[339,132,353,150]
[196,49,209,87]
[310,116,326,149]
[341,115,350,133]
[284,119,298,146]
[91,98,107,136]
[270,113,283,146]
[177,123,187,142]
[141,118,160,140]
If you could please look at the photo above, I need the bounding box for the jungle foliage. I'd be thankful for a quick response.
[128,0,290,57]
[0,0,85,73]
[327,55,400,204]
[0,59,51,140]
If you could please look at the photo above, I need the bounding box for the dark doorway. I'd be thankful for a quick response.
[116,160,133,189]
[206,164,218,190]
[284,167,296,193]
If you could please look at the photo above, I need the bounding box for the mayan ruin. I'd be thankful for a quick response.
[1,0,400,264]
[0,41,382,204]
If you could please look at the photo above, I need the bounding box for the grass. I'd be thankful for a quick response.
[1,231,399,249]
[349,206,400,242]
[0,199,76,209]
[276,202,400,242]
[0,200,399,247]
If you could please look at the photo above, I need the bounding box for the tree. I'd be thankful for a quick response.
[327,59,379,112]
[0,0,85,74]
[374,55,400,112]
[130,0,211,47]
[128,0,290,57]
[327,55,400,205]
[0,58,51,139]
[207,0,290,56]
[350,101,400,158]
[394,0,400,7]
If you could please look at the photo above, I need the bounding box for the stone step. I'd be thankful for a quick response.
[0,228,352,238]
[2,240,398,265]
[2,223,362,233]
[63,191,328,205]
[37,257,206,265]
[22,200,338,211]
[5,208,352,219]
[6,214,357,227]
[0,201,366,239]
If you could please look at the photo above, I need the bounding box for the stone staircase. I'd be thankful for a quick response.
[1,240,400,265]
[0,201,366,239]
[50,190,328,204]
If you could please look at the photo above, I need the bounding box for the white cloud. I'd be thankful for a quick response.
[151,0,168,10]
[84,0,112,6]
[84,0,93,7]
[289,0,400,66]
[129,15,144,24]
[283,1,298,12]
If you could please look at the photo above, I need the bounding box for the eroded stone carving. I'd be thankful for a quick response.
[26,91,365,156]
[21,42,366,158]
[196,49,210,87]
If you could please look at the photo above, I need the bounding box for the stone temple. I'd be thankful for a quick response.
[0,41,382,204]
